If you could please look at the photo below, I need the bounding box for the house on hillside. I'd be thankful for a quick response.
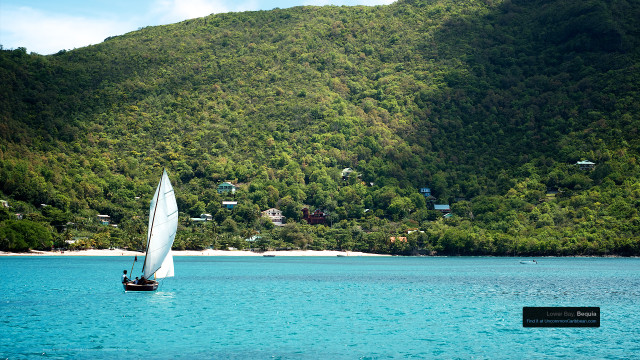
[246,235,261,242]
[341,168,354,180]
[190,213,212,223]
[419,187,436,207]
[302,208,326,225]
[433,204,451,214]
[419,188,432,197]
[390,236,407,243]
[97,214,111,225]
[222,201,238,210]
[217,182,237,194]
[575,160,595,170]
[262,208,285,226]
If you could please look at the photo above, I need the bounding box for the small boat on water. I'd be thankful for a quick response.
[124,281,160,291]
[124,169,178,292]
[520,260,538,264]
[263,254,276,257]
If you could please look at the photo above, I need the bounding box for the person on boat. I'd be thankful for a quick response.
[138,276,147,285]
[133,277,139,284]
[121,270,130,283]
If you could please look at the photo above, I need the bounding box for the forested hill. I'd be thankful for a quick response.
[1,0,639,255]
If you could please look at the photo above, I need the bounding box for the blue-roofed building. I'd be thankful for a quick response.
[434,204,451,213]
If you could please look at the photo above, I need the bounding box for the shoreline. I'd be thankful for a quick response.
[0,249,390,257]
[0,250,633,258]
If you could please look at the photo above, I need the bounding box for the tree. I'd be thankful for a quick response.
[220,218,239,235]
[278,196,302,222]
[280,223,312,249]
[388,196,415,221]
[0,220,53,252]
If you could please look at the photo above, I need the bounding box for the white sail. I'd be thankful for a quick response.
[143,170,178,280]
[155,251,174,279]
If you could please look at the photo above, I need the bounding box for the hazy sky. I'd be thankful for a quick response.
[0,0,396,55]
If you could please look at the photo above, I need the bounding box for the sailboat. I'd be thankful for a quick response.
[124,169,178,292]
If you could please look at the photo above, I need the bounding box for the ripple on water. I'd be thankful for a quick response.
[0,256,638,359]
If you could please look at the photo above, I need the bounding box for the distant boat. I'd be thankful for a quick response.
[520,260,538,264]
[124,170,178,292]
[263,254,276,257]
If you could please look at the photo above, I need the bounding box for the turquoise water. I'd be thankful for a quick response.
[1,256,638,359]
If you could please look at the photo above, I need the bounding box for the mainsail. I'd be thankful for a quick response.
[142,169,178,280]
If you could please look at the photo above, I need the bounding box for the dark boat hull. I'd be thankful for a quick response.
[123,281,158,291]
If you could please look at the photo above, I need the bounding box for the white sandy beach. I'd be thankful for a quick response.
[0,249,388,257]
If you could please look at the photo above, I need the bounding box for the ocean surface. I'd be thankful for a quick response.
[1,256,638,359]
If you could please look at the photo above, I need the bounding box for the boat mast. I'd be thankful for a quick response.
[141,169,164,278]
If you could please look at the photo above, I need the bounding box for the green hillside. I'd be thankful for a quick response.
[1,0,639,255]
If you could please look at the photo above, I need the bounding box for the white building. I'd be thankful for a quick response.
[576,160,595,170]
[262,208,285,226]
[97,214,111,225]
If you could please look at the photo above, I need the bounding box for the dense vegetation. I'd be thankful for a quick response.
[1,0,639,255]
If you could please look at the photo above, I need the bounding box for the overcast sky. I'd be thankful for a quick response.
[0,0,396,55]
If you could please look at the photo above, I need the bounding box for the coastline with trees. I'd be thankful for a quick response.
[1,0,639,256]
